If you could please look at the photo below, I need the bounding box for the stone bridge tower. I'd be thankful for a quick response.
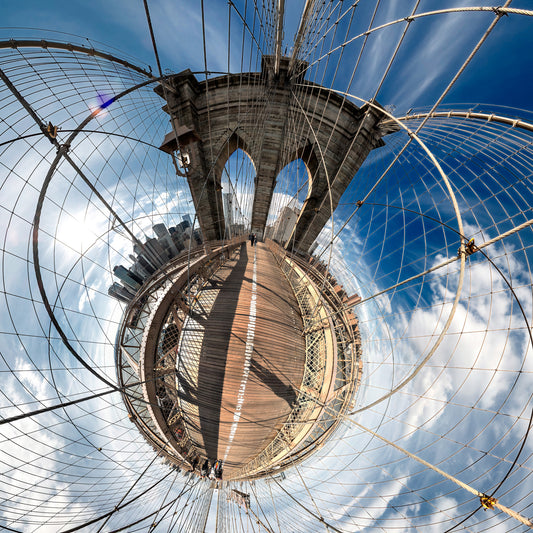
[157,56,393,253]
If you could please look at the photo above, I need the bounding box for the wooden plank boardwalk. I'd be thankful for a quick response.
[179,241,305,478]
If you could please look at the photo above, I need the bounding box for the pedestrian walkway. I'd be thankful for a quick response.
[178,241,306,478]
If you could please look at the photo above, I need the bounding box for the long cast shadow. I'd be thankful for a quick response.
[225,328,300,408]
[250,357,297,408]
[196,243,248,460]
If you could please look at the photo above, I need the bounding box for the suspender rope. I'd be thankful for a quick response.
[349,419,533,529]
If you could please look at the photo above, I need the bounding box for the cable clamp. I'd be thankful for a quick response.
[492,7,508,17]
[57,143,70,155]
[457,238,477,258]
[45,121,58,140]
[480,494,498,510]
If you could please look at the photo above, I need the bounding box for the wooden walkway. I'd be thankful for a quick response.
[178,241,305,478]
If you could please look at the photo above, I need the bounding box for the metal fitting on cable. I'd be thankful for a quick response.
[57,143,70,155]
[492,7,508,17]
[480,494,498,510]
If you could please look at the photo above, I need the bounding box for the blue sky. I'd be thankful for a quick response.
[2,0,532,110]
[1,1,533,532]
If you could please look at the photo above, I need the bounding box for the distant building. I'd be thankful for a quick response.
[272,206,299,245]
[153,223,180,257]
[108,282,135,304]
[231,223,245,236]
[193,228,203,245]
[152,223,168,239]
[108,220,203,304]
[129,254,151,278]
[113,265,142,290]
[223,193,234,236]
[145,238,169,266]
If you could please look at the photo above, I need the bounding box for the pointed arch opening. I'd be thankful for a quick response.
[266,153,316,246]
[220,146,256,238]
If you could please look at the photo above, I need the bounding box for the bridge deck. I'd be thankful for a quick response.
[179,241,305,477]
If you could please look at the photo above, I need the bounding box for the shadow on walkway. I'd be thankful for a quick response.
[196,243,248,460]
[250,358,297,408]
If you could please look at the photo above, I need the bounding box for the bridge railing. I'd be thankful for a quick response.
[115,236,246,469]
[234,239,362,480]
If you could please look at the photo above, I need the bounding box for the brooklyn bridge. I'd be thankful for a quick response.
[0,2,532,532]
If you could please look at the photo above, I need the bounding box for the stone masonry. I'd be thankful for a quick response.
[156,56,393,252]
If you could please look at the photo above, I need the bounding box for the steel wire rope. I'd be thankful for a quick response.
[140,0,192,238]
[274,1,381,320]
[286,2,510,290]
[300,114,527,324]
[251,125,480,528]
[258,0,328,234]
[293,380,533,529]
[294,1,339,69]
[113,471,193,533]
[269,0,319,231]
[354,202,533,531]
[298,6,533,77]
[0,38,153,77]
[228,0,266,56]
[220,3,257,235]
[0,85,140,424]
[248,362,395,531]
[0,83,209,508]
[7,4,312,524]
[140,0,228,361]
[172,482,213,532]
[23,71,182,393]
[286,87,339,331]
[290,245,523,528]
[176,11,275,320]
[290,91,474,408]
[268,481,283,533]
[286,87,468,418]
[411,121,533,209]
[0,382,187,524]
[1,2,532,528]
[160,481,206,533]
[272,477,346,533]
[248,481,277,533]
[60,466,186,532]
[305,0,509,260]
[1,193,164,434]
